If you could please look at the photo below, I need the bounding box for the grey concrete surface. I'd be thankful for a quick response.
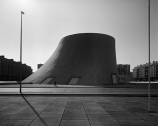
[0,96,158,126]
[0,84,158,96]
[0,84,158,125]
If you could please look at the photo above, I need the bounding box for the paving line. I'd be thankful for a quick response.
[0,95,47,125]
[59,97,68,126]
[80,97,92,126]
[27,96,57,126]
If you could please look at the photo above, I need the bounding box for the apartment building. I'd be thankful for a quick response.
[132,61,158,81]
[0,56,32,81]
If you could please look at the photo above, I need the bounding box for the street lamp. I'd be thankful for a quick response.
[148,0,151,112]
[20,11,24,93]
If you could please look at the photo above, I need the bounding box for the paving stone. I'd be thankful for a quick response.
[62,110,87,120]
[82,103,100,107]
[66,103,83,108]
[122,107,148,113]
[29,105,48,110]
[151,101,158,107]
[97,102,117,106]
[0,113,14,124]
[23,97,49,103]
[65,103,83,107]
[21,107,44,114]
[81,100,97,104]
[0,107,27,115]
[0,96,158,126]
[60,120,90,126]
[29,118,59,126]
[38,114,62,119]
[67,100,82,103]
[126,101,145,106]
[84,106,108,114]
[10,110,38,120]
[62,114,87,120]
[68,97,81,102]
[20,98,41,105]
[29,115,62,126]
[133,112,158,120]
[108,111,140,120]
[149,107,158,112]
[0,106,9,112]
[51,102,66,106]
[101,105,125,111]
[65,104,84,111]
[0,120,31,126]
[67,101,82,103]
[0,101,10,106]
[144,119,158,126]
[53,97,68,102]
[88,114,120,126]
[5,98,24,104]
[42,107,65,114]
[93,97,111,102]
[9,102,29,107]
[116,103,133,108]
[81,98,94,103]
[117,119,152,126]
[63,110,86,116]
[102,97,122,102]
[32,101,52,106]
[65,107,84,112]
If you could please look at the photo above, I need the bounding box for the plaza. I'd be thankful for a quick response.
[0,83,158,126]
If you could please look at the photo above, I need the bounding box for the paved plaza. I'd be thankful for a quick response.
[0,96,158,126]
[0,84,158,126]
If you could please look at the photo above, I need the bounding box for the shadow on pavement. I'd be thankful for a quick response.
[21,94,49,126]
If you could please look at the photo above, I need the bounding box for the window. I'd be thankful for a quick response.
[68,78,80,85]
[41,77,54,84]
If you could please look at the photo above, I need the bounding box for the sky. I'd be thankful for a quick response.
[0,0,157,72]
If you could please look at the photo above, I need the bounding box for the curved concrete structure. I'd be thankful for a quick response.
[23,33,118,84]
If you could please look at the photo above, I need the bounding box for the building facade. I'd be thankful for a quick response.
[0,56,32,81]
[117,64,130,75]
[117,64,132,83]
[23,33,119,84]
[132,61,158,81]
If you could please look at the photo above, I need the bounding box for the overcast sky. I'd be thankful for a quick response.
[0,0,157,72]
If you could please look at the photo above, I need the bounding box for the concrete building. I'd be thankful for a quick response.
[132,61,158,81]
[117,64,130,75]
[117,64,132,83]
[23,33,119,85]
[0,56,32,81]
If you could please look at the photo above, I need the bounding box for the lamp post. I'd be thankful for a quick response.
[148,0,151,112]
[20,11,24,93]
